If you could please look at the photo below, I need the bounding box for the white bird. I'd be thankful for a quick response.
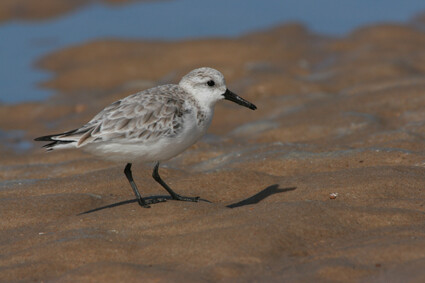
[35,67,257,208]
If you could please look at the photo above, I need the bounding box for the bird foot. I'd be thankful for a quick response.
[137,197,167,208]
[172,195,211,203]
[172,194,200,202]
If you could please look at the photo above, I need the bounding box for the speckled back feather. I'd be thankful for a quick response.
[36,84,194,149]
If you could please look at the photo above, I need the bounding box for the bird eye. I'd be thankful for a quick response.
[207,80,215,87]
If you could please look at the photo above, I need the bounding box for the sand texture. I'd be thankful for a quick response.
[1,21,425,282]
[0,0,150,22]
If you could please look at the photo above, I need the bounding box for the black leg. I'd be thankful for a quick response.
[124,163,167,208]
[152,162,200,202]
[124,163,148,207]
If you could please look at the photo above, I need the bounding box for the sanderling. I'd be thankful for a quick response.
[35,67,257,208]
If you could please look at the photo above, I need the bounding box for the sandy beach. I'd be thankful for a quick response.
[0,0,148,22]
[1,11,425,282]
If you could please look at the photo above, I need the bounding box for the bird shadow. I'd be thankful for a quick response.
[77,184,295,215]
[77,195,210,215]
[226,184,296,208]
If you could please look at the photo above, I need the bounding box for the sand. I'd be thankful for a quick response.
[1,19,425,282]
[0,0,150,22]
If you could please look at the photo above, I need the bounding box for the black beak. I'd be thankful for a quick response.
[223,89,257,110]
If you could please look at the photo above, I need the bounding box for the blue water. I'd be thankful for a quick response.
[0,0,424,104]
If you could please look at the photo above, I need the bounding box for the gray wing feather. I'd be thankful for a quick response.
[73,85,188,146]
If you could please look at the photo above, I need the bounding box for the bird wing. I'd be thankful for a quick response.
[51,85,188,147]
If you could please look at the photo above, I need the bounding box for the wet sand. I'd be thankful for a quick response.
[0,0,150,22]
[1,20,425,282]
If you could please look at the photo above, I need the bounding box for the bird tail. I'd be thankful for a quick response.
[34,129,80,151]
[35,122,102,151]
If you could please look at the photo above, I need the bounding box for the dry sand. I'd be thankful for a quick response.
[1,20,425,282]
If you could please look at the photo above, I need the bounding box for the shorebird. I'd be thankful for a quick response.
[35,67,257,207]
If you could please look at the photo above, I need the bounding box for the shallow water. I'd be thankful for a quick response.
[1,0,425,104]
[0,129,33,152]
